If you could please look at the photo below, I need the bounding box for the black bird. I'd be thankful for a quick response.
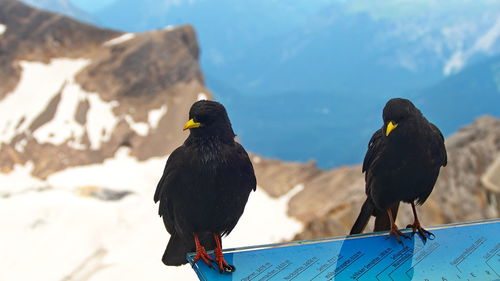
[350,98,447,242]
[154,100,256,272]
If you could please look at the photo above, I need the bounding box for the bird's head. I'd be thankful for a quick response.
[183,100,236,139]
[382,98,421,137]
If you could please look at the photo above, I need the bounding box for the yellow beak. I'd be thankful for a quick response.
[386,121,398,136]
[183,119,201,131]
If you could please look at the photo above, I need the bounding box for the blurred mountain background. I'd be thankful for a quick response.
[0,0,499,280]
[22,0,500,167]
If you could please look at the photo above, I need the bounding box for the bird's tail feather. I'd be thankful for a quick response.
[373,202,400,232]
[162,232,217,266]
[350,199,375,235]
[162,233,191,266]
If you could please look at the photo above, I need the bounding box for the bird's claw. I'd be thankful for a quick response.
[387,226,410,244]
[215,249,235,273]
[217,261,235,273]
[192,247,215,268]
[406,222,434,242]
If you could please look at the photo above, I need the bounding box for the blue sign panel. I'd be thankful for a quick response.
[187,219,500,281]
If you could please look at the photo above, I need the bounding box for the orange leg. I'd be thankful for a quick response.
[406,202,434,242]
[213,234,236,273]
[192,234,214,268]
[386,207,409,243]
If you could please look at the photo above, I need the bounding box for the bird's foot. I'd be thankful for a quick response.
[192,246,214,268]
[406,221,434,242]
[214,248,235,273]
[386,224,409,244]
[213,233,235,274]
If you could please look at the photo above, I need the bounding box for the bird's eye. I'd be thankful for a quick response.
[195,115,210,124]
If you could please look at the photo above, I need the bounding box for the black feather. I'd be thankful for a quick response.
[350,198,374,234]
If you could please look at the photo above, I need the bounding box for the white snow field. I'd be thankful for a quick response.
[0,59,126,151]
[0,59,90,144]
[0,148,302,281]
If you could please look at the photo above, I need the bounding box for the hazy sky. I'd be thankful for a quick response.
[71,0,116,12]
[69,0,500,18]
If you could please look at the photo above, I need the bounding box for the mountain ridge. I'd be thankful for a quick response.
[0,0,211,178]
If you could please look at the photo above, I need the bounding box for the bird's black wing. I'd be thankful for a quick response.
[215,142,256,237]
[429,122,447,167]
[234,142,257,192]
[362,129,387,195]
[154,146,188,233]
[362,129,385,173]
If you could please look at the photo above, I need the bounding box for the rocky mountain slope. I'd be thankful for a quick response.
[0,0,210,179]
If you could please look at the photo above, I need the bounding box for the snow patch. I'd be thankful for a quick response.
[14,138,28,153]
[148,105,167,130]
[0,162,45,195]
[197,92,208,101]
[164,25,175,31]
[125,105,167,136]
[229,184,303,245]
[0,24,6,35]
[125,115,149,136]
[282,184,305,201]
[0,148,302,281]
[442,16,500,75]
[0,59,90,144]
[33,81,87,148]
[103,33,135,46]
[252,156,262,164]
[443,51,465,75]
[473,16,500,53]
[86,94,119,150]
